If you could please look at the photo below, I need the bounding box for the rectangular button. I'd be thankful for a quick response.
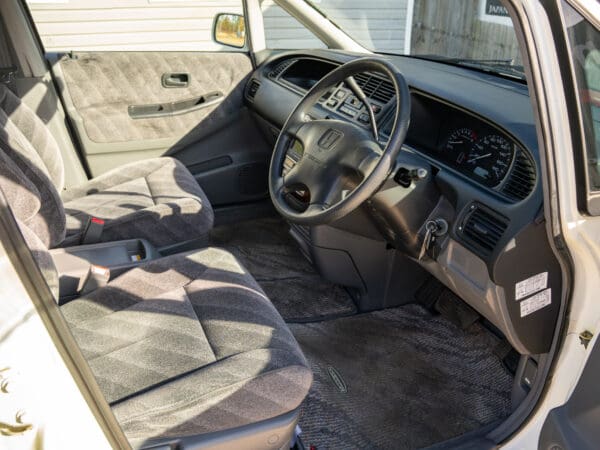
[339,105,357,117]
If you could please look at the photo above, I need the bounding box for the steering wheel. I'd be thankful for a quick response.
[268,57,411,225]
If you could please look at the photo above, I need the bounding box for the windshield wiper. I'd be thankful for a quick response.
[411,55,526,81]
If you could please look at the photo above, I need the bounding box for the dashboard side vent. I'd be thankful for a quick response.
[245,79,261,101]
[268,59,295,79]
[459,204,509,255]
[501,150,536,201]
[354,72,395,104]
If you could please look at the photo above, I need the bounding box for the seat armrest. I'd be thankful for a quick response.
[50,239,160,302]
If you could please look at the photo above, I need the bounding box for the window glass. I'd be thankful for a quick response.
[304,0,525,80]
[26,0,245,52]
[562,2,600,190]
[260,0,325,50]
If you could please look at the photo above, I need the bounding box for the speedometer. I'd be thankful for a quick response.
[466,134,514,187]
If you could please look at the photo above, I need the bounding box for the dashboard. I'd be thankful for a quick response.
[255,55,536,204]
[245,49,561,356]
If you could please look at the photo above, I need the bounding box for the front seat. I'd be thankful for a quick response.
[0,84,213,249]
[1,144,313,448]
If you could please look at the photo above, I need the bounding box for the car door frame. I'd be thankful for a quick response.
[481,0,600,448]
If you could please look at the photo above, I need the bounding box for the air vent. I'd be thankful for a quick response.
[268,59,295,79]
[354,72,395,104]
[501,150,536,201]
[459,204,509,255]
[245,79,261,101]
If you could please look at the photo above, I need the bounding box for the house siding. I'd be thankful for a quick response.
[27,0,409,53]
[27,0,245,52]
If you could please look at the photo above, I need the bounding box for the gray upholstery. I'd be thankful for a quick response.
[60,247,312,442]
[59,52,252,143]
[0,64,310,445]
[0,93,66,247]
[0,151,311,442]
[61,157,214,248]
[0,145,60,297]
[18,219,60,300]
[0,84,214,249]
[0,84,65,189]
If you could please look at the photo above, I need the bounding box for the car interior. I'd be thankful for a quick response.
[0,0,569,449]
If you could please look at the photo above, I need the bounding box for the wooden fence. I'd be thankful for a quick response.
[410,0,522,64]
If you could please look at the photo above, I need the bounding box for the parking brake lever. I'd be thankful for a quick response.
[345,76,379,141]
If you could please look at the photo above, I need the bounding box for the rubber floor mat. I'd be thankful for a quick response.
[290,304,513,449]
[210,218,357,321]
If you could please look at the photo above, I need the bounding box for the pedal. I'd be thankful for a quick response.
[434,289,480,330]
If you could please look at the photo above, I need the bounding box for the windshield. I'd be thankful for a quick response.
[305,0,525,81]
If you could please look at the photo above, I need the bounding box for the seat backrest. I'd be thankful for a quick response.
[0,85,66,247]
[0,84,65,190]
[0,144,59,299]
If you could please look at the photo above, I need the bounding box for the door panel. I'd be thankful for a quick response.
[51,51,271,206]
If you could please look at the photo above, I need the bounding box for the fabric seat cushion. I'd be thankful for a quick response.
[60,247,312,442]
[61,157,214,248]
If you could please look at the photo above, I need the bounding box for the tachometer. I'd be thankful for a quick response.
[466,134,514,186]
[444,128,477,165]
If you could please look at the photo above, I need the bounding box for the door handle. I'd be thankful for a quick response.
[162,73,189,88]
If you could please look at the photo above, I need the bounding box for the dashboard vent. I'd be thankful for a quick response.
[501,150,536,201]
[245,79,261,101]
[354,73,395,104]
[268,59,295,79]
[459,204,508,255]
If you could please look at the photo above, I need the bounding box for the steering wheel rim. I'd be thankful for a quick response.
[268,57,411,225]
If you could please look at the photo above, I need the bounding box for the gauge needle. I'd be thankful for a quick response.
[468,152,492,163]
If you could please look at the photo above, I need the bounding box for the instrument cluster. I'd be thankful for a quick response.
[402,92,523,190]
[441,128,515,188]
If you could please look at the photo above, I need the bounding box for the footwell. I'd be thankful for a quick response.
[290,304,513,449]
[210,217,357,321]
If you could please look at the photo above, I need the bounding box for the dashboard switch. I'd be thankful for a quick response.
[339,105,357,117]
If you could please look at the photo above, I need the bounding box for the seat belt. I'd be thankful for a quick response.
[80,216,105,245]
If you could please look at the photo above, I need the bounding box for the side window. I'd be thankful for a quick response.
[562,2,600,196]
[25,0,245,52]
[260,0,326,50]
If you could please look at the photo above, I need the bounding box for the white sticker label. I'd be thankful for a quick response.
[520,288,552,317]
[515,272,548,300]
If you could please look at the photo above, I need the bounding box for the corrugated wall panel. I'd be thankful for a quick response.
[27,0,408,53]
[27,0,244,52]
[260,0,407,52]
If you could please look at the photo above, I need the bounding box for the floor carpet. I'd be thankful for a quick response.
[290,304,514,450]
[210,217,357,321]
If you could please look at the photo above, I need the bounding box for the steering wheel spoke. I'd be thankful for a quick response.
[340,144,382,179]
